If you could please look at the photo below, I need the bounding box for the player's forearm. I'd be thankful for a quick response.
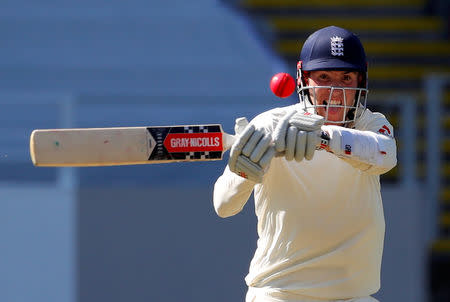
[213,166,254,218]
[322,125,397,175]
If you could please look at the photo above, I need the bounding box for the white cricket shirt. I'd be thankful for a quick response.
[213,104,397,300]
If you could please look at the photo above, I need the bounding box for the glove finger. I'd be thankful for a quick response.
[250,134,271,163]
[305,131,319,160]
[290,113,324,131]
[295,131,307,162]
[229,124,255,171]
[273,109,297,152]
[285,126,297,161]
[259,146,276,169]
[236,156,263,183]
[242,129,264,157]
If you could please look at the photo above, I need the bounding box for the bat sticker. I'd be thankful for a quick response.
[147,125,224,161]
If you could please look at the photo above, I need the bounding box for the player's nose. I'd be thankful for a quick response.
[328,86,344,98]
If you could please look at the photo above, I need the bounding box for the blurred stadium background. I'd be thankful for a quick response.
[0,0,448,301]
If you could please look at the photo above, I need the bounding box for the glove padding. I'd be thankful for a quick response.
[273,110,324,161]
[229,122,276,183]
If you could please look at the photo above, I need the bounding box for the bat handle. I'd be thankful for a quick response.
[223,130,331,153]
[274,130,330,158]
[222,132,237,151]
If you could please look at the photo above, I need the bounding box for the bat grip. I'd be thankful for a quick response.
[224,129,331,153]
[273,130,330,158]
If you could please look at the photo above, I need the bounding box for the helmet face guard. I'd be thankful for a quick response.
[297,84,368,125]
[296,26,369,125]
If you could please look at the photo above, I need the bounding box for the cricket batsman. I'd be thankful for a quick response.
[213,26,397,302]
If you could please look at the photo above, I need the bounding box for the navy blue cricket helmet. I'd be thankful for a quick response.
[299,26,367,74]
[296,26,369,125]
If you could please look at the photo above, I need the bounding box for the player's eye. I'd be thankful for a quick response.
[342,74,355,84]
[318,73,329,81]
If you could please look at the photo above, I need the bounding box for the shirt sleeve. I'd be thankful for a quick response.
[325,110,397,175]
[360,111,397,175]
[213,165,255,218]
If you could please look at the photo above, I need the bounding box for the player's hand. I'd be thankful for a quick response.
[273,109,324,161]
[229,123,276,183]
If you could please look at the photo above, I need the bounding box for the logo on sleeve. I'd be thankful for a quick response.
[378,125,392,137]
[344,144,352,155]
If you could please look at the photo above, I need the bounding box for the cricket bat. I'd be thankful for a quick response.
[30,124,236,167]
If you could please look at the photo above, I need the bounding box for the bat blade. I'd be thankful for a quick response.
[30,125,236,167]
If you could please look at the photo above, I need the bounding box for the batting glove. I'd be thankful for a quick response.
[229,119,276,183]
[273,109,324,161]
